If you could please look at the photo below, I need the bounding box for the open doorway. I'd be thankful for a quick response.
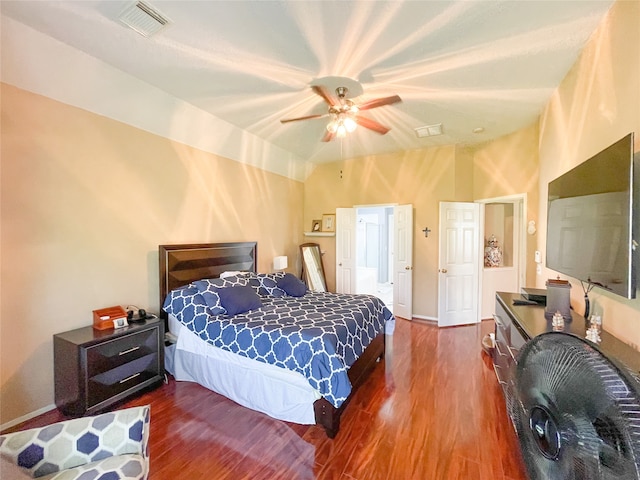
[355,206,394,311]
[478,194,527,319]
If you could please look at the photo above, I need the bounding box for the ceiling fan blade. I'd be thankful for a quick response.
[311,85,339,107]
[280,114,327,124]
[321,129,336,142]
[358,95,402,111]
[355,116,391,135]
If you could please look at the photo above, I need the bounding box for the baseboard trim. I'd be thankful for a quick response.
[411,314,437,322]
[1,404,56,432]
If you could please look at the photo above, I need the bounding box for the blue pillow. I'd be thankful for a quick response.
[193,276,250,315]
[216,285,263,315]
[277,273,307,297]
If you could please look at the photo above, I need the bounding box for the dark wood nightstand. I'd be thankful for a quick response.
[54,318,164,416]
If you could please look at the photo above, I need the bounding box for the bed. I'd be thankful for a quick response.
[159,242,392,438]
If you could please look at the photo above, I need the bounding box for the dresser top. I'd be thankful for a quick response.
[497,291,640,374]
[54,318,161,346]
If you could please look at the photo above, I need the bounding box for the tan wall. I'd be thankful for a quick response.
[472,124,540,287]
[0,84,304,425]
[537,0,640,349]
[303,145,461,319]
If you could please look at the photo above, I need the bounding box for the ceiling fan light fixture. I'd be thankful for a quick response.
[327,113,357,136]
[343,116,357,133]
[281,82,399,142]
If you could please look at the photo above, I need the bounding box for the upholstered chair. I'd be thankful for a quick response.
[0,405,150,479]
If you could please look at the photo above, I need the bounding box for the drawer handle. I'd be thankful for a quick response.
[508,346,519,361]
[119,346,140,356]
[119,373,141,384]
[493,314,505,329]
[495,342,509,357]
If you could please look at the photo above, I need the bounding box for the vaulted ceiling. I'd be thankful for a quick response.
[1,0,615,164]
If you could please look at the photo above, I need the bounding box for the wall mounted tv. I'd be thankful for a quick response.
[546,132,636,299]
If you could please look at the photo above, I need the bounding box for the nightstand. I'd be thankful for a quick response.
[54,318,164,416]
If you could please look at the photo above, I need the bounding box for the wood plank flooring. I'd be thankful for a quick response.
[4,318,527,479]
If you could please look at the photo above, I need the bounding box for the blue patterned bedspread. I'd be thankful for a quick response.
[175,292,393,408]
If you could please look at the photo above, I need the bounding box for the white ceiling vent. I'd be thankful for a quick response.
[414,123,443,138]
[118,1,171,38]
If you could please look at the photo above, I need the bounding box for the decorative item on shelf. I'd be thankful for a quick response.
[311,219,321,232]
[545,278,572,320]
[484,234,503,267]
[552,311,565,331]
[273,255,288,272]
[322,213,336,233]
[586,320,602,343]
[587,314,602,343]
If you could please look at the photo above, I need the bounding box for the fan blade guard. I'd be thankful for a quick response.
[513,332,640,480]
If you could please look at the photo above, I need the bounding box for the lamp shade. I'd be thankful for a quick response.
[273,255,288,271]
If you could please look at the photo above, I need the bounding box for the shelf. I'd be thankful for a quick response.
[304,232,335,237]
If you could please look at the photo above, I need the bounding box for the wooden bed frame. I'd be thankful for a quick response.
[158,242,385,438]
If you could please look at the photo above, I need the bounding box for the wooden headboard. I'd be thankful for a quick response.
[158,242,257,320]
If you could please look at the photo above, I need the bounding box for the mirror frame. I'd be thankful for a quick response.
[300,242,328,292]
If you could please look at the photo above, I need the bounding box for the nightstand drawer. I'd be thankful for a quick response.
[87,353,159,409]
[87,328,158,377]
[54,318,163,416]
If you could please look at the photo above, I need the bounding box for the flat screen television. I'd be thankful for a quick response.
[546,132,636,299]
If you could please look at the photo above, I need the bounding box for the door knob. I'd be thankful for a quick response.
[405,266,412,270]
[440,268,448,273]
[339,263,342,266]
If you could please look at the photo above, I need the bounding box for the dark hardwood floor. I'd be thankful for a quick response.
[4,318,527,479]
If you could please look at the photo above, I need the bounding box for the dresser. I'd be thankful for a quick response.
[493,291,640,406]
[54,318,164,416]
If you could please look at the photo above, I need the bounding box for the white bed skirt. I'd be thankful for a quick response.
[166,317,320,425]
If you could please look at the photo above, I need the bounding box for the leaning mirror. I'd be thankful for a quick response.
[300,243,327,292]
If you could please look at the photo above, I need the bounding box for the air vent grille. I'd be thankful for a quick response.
[415,123,443,138]
[118,1,171,38]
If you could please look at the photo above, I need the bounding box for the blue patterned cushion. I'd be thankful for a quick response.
[277,273,307,297]
[0,406,150,479]
[248,273,286,297]
[163,284,225,317]
[215,285,262,315]
[193,275,250,313]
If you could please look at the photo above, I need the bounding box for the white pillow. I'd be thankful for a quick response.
[220,271,248,278]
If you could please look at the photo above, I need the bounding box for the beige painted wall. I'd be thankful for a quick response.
[472,124,540,287]
[537,0,640,349]
[0,84,304,425]
[303,145,473,319]
[303,128,538,320]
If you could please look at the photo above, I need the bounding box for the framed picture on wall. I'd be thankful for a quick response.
[322,214,335,232]
[311,219,321,232]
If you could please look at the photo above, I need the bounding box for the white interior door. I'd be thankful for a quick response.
[335,208,356,294]
[438,202,481,327]
[393,204,413,319]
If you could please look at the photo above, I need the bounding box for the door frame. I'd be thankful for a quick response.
[476,193,528,317]
[336,203,413,317]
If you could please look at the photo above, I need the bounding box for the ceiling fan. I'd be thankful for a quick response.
[280,85,401,142]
